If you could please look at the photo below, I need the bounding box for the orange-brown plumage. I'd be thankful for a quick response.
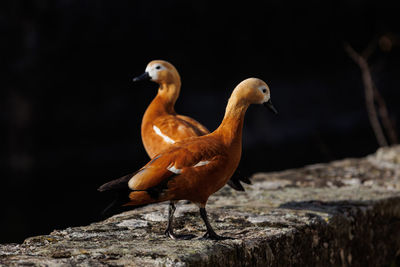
[99,78,278,239]
[137,60,209,158]
[125,135,228,205]
[134,60,249,191]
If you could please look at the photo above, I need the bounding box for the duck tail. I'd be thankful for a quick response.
[124,191,162,206]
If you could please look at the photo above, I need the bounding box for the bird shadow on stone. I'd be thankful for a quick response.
[279,200,372,222]
[278,199,372,217]
[277,199,378,227]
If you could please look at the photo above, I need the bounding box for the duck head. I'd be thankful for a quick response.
[233,78,278,114]
[133,60,182,106]
[133,60,181,86]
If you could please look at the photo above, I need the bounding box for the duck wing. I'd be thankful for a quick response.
[176,114,209,135]
[152,115,209,144]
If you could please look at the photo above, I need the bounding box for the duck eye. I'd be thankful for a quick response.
[155,65,161,70]
[262,88,267,93]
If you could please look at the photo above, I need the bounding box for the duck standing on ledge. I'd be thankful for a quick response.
[99,78,278,240]
[133,60,251,191]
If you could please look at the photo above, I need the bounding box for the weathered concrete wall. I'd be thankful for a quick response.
[1,146,400,266]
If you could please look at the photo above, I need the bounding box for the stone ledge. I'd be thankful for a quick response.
[1,146,400,266]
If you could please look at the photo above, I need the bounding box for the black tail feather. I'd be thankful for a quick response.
[98,170,142,192]
[100,190,149,219]
[98,169,158,218]
[227,179,245,191]
[227,169,251,191]
[240,176,252,185]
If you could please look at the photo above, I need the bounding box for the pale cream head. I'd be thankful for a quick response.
[234,78,271,105]
[145,60,181,85]
[218,77,276,142]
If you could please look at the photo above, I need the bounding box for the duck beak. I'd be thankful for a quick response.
[132,72,151,82]
[264,99,278,114]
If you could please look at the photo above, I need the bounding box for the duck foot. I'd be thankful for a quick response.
[200,230,233,240]
[198,207,234,240]
[165,230,196,240]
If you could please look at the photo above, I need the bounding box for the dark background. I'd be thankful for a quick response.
[1,0,399,243]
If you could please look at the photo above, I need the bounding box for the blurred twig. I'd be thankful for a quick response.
[361,38,377,60]
[344,43,388,147]
[373,86,398,144]
[344,34,399,147]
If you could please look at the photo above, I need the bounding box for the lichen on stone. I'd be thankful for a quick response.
[1,146,400,266]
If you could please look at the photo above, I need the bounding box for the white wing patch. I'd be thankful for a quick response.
[193,160,210,167]
[167,164,182,174]
[167,161,209,174]
[153,125,175,144]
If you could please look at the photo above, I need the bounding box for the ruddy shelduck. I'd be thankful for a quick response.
[132,60,250,191]
[99,78,278,240]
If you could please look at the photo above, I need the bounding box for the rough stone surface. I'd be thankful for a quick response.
[1,146,400,266]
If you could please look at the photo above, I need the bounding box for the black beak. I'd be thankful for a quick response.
[132,72,151,82]
[264,99,278,114]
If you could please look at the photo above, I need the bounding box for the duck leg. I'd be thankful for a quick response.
[199,207,233,240]
[164,201,196,240]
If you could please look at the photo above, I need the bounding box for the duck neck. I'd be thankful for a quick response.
[152,82,181,114]
[215,94,249,147]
